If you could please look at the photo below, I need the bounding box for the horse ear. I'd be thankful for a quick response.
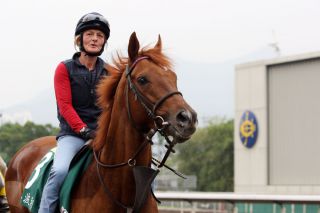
[154,34,162,51]
[128,32,140,62]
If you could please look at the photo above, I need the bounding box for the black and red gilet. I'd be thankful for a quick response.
[54,52,108,139]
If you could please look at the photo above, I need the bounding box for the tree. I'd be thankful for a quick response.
[174,117,234,192]
[0,122,59,163]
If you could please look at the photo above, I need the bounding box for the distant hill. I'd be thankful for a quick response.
[3,89,58,125]
[2,46,277,126]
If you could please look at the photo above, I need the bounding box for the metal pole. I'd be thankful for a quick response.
[233,204,238,213]
[291,204,294,213]
[281,206,286,213]
[273,204,277,213]
[191,201,196,213]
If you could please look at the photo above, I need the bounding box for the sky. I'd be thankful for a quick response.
[0,0,320,123]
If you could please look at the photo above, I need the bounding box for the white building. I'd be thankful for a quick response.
[234,51,320,195]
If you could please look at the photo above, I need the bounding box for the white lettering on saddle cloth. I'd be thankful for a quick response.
[22,192,34,209]
[25,148,56,189]
[21,148,57,210]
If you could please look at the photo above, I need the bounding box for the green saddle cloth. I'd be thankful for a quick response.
[20,146,93,213]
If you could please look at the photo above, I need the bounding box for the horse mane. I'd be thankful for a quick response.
[92,45,173,151]
[92,62,122,151]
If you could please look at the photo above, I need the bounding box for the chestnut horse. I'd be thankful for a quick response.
[5,32,197,213]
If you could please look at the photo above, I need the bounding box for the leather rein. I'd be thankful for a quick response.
[93,56,185,212]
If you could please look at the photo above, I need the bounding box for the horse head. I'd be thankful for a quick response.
[94,32,197,152]
[125,32,197,144]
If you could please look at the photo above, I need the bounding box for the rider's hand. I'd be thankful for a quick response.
[79,127,96,141]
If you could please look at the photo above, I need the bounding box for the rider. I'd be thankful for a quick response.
[0,156,9,213]
[0,156,6,177]
[39,12,112,213]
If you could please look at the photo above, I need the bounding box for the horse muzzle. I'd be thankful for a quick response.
[166,108,198,143]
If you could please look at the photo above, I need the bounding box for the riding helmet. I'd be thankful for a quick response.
[75,12,110,39]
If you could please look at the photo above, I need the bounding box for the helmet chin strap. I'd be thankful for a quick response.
[79,34,106,57]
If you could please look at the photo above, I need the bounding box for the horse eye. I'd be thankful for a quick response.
[137,76,149,85]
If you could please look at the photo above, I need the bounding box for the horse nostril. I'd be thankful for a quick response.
[176,110,190,127]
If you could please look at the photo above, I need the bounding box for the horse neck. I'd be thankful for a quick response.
[99,78,152,166]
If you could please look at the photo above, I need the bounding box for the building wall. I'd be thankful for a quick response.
[268,59,320,186]
[234,52,320,195]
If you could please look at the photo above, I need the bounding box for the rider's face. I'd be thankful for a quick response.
[82,29,106,53]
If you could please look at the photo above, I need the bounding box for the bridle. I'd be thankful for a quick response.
[93,56,185,212]
[124,56,184,168]
[125,56,182,130]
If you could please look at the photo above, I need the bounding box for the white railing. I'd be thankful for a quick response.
[154,191,320,213]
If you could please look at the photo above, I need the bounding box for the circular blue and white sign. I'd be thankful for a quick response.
[239,110,258,148]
